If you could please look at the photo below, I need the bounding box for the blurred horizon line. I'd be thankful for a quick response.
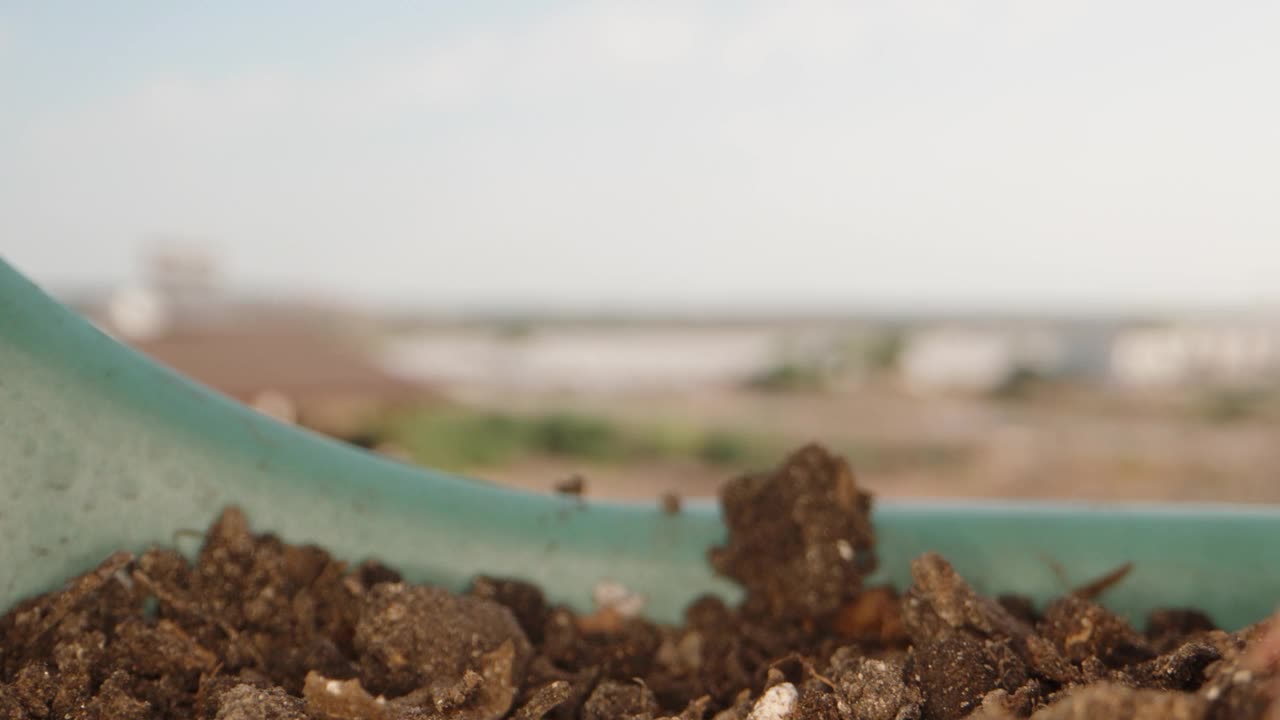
[44,277,1280,325]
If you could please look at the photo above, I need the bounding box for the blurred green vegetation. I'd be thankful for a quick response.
[745,361,829,392]
[862,328,906,374]
[1195,386,1272,424]
[375,407,782,472]
[745,328,907,392]
[988,365,1047,402]
[366,404,971,483]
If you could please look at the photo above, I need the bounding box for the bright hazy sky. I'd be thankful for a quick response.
[2,2,1278,312]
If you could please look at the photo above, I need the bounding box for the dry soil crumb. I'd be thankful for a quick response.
[828,649,922,720]
[710,444,876,620]
[1038,595,1155,667]
[354,582,532,698]
[1029,682,1208,719]
[581,680,659,720]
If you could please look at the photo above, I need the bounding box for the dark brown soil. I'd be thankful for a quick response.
[2,444,1277,719]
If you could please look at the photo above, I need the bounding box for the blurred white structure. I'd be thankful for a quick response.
[1109,323,1280,388]
[92,243,223,340]
[103,284,171,341]
[145,243,219,296]
[899,327,1062,393]
[379,325,836,393]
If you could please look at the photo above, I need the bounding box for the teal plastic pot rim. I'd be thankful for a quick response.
[618,494,1280,518]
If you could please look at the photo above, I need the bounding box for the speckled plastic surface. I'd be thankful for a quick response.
[2,257,1278,628]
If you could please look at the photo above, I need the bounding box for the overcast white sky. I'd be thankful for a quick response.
[1,2,1278,312]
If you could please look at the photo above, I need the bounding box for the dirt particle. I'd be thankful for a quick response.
[710,445,875,620]
[997,595,1039,627]
[1039,595,1155,668]
[354,583,531,699]
[661,493,683,515]
[832,585,906,647]
[469,575,550,645]
[582,680,660,720]
[907,633,1027,720]
[555,474,586,497]
[903,553,1077,686]
[214,683,309,720]
[1127,642,1221,691]
[512,680,573,720]
[828,650,922,720]
[1148,609,1218,654]
[1030,682,1208,719]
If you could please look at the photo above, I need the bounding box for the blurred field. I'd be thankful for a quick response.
[113,305,1280,505]
[367,381,1280,503]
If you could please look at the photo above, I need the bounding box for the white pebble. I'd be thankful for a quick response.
[836,539,854,561]
[592,580,647,618]
[748,682,798,720]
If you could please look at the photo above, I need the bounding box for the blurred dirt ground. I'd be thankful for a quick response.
[454,385,1280,504]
